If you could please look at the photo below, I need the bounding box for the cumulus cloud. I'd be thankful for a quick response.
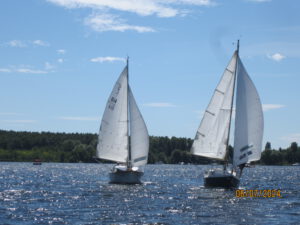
[0,61,52,74]
[16,68,48,74]
[143,102,177,107]
[85,13,155,33]
[90,56,126,63]
[47,0,216,32]
[5,39,50,48]
[262,104,285,112]
[0,66,48,74]
[7,40,26,48]
[44,62,55,70]
[58,58,64,63]
[48,0,177,17]
[267,53,286,62]
[33,40,50,46]
[57,49,66,54]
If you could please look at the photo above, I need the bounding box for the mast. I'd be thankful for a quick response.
[224,40,239,170]
[126,56,132,168]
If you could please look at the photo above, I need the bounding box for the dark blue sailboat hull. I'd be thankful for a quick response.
[204,174,239,188]
[109,169,143,184]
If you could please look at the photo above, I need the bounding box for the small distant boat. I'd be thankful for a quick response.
[191,40,264,188]
[96,57,149,184]
[292,163,300,166]
[33,159,42,165]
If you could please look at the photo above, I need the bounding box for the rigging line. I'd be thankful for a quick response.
[126,56,131,168]
[225,40,240,171]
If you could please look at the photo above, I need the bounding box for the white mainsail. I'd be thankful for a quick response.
[191,52,237,160]
[96,66,129,163]
[233,56,264,167]
[128,86,149,167]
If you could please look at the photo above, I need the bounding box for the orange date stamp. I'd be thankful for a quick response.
[235,189,282,198]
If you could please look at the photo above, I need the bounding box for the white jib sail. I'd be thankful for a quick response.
[233,56,264,167]
[191,52,237,160]
[128,86,149,167]
[96,66,129,163]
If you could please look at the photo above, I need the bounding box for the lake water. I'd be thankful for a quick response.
[0,163,299,224]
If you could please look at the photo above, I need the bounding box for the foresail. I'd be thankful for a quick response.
[191,52,237,160]
[96,66,129,163]
[129,86,149,167]
[233,56,264,167]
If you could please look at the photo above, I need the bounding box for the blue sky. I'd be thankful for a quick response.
[0,0,299,149]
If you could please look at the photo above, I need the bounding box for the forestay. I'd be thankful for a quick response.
[233,57,264,167]
[191,53,237,160]
[128,86,149,167]
[96,67,129,163]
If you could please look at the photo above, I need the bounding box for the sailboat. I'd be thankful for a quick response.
[96,58,149,184]
[191,41,264,188]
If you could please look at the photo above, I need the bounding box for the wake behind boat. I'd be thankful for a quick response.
[96,57,149,184]
[191,40,264,188]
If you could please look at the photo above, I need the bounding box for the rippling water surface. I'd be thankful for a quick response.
[0,162,299,224]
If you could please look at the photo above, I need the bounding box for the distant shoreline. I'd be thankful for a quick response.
[0,130,299,166]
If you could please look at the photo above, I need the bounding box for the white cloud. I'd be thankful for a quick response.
[267,53,286,62]
[47,0,216,32]
[7,40,26,48]
[242,42,300,59]
[0,65,49,74]
[57,49,66,54]
[33,40,50,46]
[16,68,48,74]
[280,133,300,143]
[45,62,55,70]
[85,14,155,33]
[144,102,177,107]
[90,56,126,63]
[0,68,12,73]
[48,0,177,17]
[47,0,216,17]
[58,58,64,63]
[59,116,99,121]
[262,104,285,112]
[5,39,50,48]
[0,67,48,74]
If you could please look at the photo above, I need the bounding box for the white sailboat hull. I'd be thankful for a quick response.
[109,169,143,184]
[204,168,239,188]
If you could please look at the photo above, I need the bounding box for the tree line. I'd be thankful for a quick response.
[0,130,299,165]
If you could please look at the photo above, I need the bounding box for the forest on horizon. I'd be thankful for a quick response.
[0,130,299,165]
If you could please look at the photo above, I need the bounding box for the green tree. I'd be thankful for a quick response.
[170,149,182,164]
[265,142,271,150]
[291,142,298,152]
